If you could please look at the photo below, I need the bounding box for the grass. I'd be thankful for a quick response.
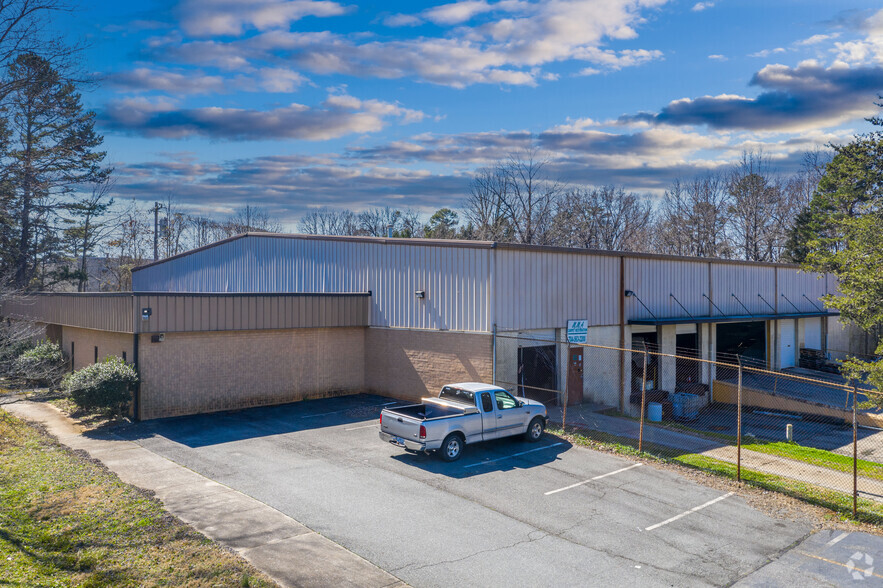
[0,410,276,587]
[743,441,883,482]
[549,424,883,526]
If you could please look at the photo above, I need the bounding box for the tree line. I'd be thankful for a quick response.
[298,148,829,263]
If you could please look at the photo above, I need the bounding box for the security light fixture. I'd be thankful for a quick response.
[624,290,635,297]
[415,290,426,299]
[141,307,152,320]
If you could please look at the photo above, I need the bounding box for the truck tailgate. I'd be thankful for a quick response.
[380,409,423,443]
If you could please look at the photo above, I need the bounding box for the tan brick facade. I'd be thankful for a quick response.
[138,327,366,419]
[62,326,134,371]
[365,328,493,402]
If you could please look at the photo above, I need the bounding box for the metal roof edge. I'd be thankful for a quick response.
[131,231,810,273]
[628,311,840,326]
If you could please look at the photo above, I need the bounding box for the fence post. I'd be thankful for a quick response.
[737,355,743,483]
[853,383,858,519]
[562,348,569,430]
[639,343,648,452]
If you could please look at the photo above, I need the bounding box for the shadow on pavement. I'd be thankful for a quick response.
[90,393,404,447]
[387,433,572,479]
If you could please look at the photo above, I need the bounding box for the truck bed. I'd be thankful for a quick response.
[385,400,472,421]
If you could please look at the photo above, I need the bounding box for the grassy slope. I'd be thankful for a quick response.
[743,441,883,481]
[0,410,276,587]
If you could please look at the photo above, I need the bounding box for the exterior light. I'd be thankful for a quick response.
[415,290,425,299]
[624,290,635,297]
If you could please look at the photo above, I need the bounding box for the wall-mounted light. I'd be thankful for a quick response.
[415,290,425,299]
[141,307,152,320]
[624,290,635,297]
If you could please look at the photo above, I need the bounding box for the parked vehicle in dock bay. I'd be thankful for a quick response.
[379,382,548,462]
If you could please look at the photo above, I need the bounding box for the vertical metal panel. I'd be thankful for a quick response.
[492,249,619,330]
[777,267,828,312]
[624,257,709,321]
[0,294,134,332]
[711,264,776,316]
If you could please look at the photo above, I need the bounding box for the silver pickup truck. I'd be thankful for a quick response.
[378,382,547,462]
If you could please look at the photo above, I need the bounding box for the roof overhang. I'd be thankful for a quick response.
[628,311,839,326]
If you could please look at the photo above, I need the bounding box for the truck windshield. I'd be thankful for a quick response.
[439,386,475,405]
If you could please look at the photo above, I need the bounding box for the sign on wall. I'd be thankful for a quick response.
[567,319,588,344]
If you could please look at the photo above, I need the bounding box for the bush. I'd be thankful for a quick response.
[13,340,66,386]
[63,357,138,415]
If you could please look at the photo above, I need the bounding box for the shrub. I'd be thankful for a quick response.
[63,357,138,415]
[13,340,66,386]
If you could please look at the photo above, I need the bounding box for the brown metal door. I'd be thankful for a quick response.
[567,347,584,405]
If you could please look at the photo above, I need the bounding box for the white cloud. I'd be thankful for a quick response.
[707,54,727,61]
[691,2,714,11]
[108,67,226,94]
[162,0,670,87]
[176,0,349,37]
[255,67,309,92]
[383,13,423,27]
[749,47,786,58]
[102,93,426,140]
[795,33,840,46]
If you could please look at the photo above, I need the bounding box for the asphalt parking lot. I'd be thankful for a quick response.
[115,394,883,587]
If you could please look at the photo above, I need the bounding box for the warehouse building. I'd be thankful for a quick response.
[1,233,855,420]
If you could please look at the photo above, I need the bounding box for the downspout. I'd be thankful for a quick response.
[618,255,625,412]
[490,243,497,385]
[132,294,141,421]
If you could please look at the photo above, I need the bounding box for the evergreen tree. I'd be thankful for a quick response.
[1,52,107,289]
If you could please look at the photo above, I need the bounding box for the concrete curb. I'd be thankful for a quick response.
[2,401,407,588]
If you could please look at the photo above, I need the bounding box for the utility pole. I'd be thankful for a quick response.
[150,202,163,260]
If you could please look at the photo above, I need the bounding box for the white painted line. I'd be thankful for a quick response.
[825,532,849,547]
[545,463,643,495]
[644,492,735,531]
[463,443,564,469]
[345,423,380,431]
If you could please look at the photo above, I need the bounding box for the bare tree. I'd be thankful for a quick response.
[102,199,152,291]
[356,207,422,237]
[299,207,358,235]
[552,186,653,251]
[726,151,788,261]
[464,166,512,241]
[500,148,560,245]
[655,174,731,258]
[222,204,283,236]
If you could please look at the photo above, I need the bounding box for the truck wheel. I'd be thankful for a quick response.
[440,434,464,462]
[525,417,545,442]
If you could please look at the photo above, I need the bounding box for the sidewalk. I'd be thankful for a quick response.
[1,400,406,588]
[548,403,883,502]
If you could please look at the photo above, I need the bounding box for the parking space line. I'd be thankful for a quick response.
[462,443,564,469]
[644,492,734,531]
[345,423,379,431]
[544,463,643,495]
[825,532,849,547]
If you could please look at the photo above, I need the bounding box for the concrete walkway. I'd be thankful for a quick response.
[1,401,406,588]
[548,404,883,502]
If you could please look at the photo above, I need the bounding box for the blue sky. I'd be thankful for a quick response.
[60,0,883,226]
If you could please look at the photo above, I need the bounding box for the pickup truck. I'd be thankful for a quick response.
[378,382,548,462]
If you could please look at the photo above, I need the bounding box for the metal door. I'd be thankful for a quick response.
[567,347,584,405]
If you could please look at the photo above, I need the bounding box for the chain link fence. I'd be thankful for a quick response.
[494,331,883,523]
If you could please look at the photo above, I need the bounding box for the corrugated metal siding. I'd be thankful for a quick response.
[133,236,369,294]
[1,294,133,333]
[777,267,828,313]
[367,243,490,331]
[493,249,619,330]
[711,264,776,315]
[135,293,369,333]
[624,258,708,321]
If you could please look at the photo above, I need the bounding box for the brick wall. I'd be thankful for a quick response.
[138,327,365,419]
[61,326,134,371]
[365,328,493,402]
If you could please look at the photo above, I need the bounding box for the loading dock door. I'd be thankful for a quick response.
[716,321,767,378]
[518,345,558,404]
